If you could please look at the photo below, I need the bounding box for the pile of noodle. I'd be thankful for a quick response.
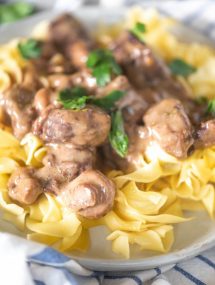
[0,8,214,258]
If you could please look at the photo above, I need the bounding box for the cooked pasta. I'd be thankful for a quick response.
[0,39,27,92]
[0,8,214,259]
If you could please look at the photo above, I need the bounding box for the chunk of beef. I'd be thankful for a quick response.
[49,13,91,47]
[36,143,96,194]
[33,106,111,146]
[8,167,42,205]
[60,169,116,219]
[143,98,194,158]
[0,85,36,139]
[96,75,150,124]
[195,119,215,149]
[111,32,206,125]
[111,32,170,89]
[48,14,94,69]
[148,80,207,126]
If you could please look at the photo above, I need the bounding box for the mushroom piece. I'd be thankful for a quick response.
[195,119,215,149]
[60,169,116,219]
[8,167,42,205]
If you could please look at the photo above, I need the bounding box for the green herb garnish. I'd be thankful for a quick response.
[92,90,125,110]
[0,2,35,24]
[59,88,125,111]
[169,59,197,77]
[207,99,215,116]
[109,110,128,158]
[130,22,146,41]
[18,39,42,60]
[59,87,88,110]
[86,49,122,87]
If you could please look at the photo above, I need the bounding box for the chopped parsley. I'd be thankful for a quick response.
[18,39,42,60]
[86,49,122,87]
[58,87,88,110]
[92,90,125,110]
[169,58,197,77]
[58,88,125,111]
[109,110,129,158]
[130,22,146,41]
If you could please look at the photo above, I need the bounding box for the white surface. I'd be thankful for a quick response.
[0,7,215,271]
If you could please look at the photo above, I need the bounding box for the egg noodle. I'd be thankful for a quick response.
[0,8,214,258]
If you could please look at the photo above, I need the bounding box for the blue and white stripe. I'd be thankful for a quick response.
[25,246,215,285]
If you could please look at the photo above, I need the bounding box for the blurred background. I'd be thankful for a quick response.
[0,0,213,40]
[0,0,209,24]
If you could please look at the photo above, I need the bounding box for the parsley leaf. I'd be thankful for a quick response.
[93,90,125,110]
[130,22,146,41]
[109,110,128,158]
[86,49,122,87]
[207,99,215,116]
[59,87,125,111]
[18,39,42,59]
[169,59,197,77]
[59,87,88,110]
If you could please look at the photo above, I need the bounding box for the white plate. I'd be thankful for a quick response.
[0,7,215,271]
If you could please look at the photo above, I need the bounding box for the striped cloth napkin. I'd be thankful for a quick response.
[1,1,215,285]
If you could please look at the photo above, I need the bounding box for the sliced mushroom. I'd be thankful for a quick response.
[60,169,116,219]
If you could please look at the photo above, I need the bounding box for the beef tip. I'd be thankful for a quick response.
[119,88,150,123]
[143,98,194,158]
[96,75,149,124]
[195,119,215,149]
[8,167,42,205]
[36,143,96,193]
[60,169,116,219]
[49,13,91,47]
[8,143,96,204]
[111,32,170,89]
[148,80,207,126]
[110,31,206,125]
[48,14,94,69]
[33,106,111,146]
[0,85,36,139]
